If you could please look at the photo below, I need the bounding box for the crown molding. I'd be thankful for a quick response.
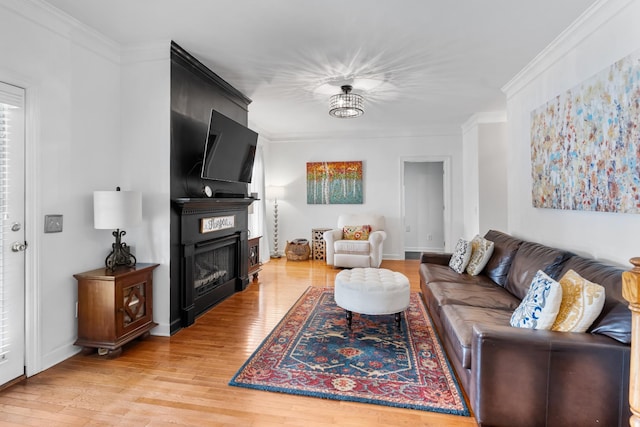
[502,0,634,99]
[264,124,462,143]
[461,111,507,134]
[121,41,171,65]
[2,0,120,63]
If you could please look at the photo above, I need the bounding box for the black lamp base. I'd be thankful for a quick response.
[105,229,137,271]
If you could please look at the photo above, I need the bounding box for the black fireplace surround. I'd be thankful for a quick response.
[169,41,254,334]
[173,197,253,328]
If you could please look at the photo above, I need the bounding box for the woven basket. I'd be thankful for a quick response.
[286,239,311,261]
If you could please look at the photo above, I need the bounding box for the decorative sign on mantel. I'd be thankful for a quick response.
[200,215,235,234]
[530,49,640,213]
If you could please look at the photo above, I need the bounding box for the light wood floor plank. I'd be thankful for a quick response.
[0,258,477,426]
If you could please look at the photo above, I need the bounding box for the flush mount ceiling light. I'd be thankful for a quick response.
[329,85,364,118]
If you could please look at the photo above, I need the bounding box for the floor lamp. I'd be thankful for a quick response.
[267,186,284,258]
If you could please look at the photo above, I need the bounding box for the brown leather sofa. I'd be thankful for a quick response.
[419,230,631,427]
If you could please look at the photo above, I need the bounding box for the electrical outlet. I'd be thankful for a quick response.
[44,214,63,233]
[427,234,433,241]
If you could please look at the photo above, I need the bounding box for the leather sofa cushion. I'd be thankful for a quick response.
[504,241,573,300]
[427,282,521,311]
[482,230,523,287]
[420,252,451,265]
[334,239,370,255]
[419,263,495,286]
[441,304,513,369]
[559,255,631,344]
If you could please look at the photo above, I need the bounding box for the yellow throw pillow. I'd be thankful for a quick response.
[551,269,605,333]
[466,235,495,276]
[342,225,372,240]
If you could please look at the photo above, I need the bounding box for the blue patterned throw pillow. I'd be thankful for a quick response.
[510,270,563,330]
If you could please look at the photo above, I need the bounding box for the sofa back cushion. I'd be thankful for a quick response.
[504,241,573,300]
[558,256,630,344]
[482,230,523,287]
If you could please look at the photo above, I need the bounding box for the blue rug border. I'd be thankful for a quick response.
[229,286,471,417]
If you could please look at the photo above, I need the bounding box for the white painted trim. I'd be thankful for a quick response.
[268,124,462,143]
[461,111,507,134]
[23,84,40,376]
[399,155,453,260]
[1,0,121,64]
[502,0,633,98]
[405,246,445,253]
[121,41,171,65]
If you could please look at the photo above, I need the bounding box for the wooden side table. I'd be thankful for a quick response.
[312,228,332,260]
[248,236,262,281]
[74,263,158,358]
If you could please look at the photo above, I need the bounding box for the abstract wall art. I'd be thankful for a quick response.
[307,161,363,204]
[530,49,640,213]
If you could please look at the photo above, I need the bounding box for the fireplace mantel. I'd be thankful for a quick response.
[173,197,256,214]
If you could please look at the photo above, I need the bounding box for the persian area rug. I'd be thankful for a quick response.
[229,287,470,416]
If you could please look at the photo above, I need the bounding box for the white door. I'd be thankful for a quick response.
[0,82,26,385]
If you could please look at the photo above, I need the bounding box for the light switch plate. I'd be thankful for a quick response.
[44,214,63,233]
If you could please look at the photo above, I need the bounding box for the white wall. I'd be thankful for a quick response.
[461,120,480,238]
[120,44,172,336]
[0,0,122,372]
[503,0,640,266]
[265,133,463,259]
[461,113,507,239]
[478,122,508,234]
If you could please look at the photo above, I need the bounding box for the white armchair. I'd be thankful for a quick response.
[323,214,386,268]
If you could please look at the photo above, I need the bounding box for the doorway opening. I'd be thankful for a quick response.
[401,157,450,259]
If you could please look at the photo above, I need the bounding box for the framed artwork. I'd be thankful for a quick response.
[530,49,640,213]
[307,161,363,204]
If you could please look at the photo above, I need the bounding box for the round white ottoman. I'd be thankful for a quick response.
[334,268,410,330]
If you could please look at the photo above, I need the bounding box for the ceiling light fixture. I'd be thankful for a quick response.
[329,85,364,118]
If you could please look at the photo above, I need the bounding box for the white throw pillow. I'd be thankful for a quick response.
[510,270,563,330]
[449,238,472,274]
[466,235,495,276]
[551,269,606,333]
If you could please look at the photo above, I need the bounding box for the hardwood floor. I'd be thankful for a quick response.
[0,258,478,426]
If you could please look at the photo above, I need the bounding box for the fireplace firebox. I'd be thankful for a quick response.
[173,197,253,328]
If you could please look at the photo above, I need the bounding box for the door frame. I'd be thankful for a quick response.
[399,155,452,259]
[24,84,39,376]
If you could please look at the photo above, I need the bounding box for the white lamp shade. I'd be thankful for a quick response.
[93,190,142,230]
[266,186,285,201]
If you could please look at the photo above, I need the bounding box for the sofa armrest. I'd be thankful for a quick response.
[323,229,343,266]
[471,323,630,426]
[420,252,452,265]
[368,230,386,245]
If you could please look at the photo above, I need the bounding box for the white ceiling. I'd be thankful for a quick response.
[43,0,597,141]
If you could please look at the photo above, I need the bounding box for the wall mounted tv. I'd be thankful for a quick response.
[201,109,258,184]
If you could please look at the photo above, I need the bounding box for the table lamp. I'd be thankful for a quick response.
[94,187,142,270]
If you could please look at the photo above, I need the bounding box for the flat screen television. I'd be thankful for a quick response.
[201,109,258,184]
